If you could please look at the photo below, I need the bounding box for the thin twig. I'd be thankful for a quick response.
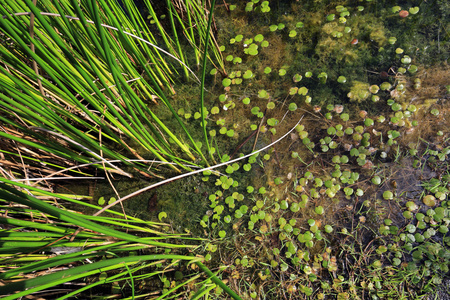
[29,127,132,178]
[230,130,257,158]
[252,114,266,152]
[10,177,104,182]
[93,116,304,216]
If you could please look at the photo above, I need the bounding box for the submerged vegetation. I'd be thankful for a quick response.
[0,0,449,299]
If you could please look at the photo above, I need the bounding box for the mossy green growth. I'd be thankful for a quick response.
[347,81,370,102]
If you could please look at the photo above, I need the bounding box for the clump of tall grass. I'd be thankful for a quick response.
[0,178,241,299]
[0,0,223,177]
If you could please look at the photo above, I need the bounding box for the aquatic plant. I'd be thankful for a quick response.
[0,0,225,175]
[0,179,242,299]
[1,0,448,298]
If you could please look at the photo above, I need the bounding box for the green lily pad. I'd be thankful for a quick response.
[423,195,436,207]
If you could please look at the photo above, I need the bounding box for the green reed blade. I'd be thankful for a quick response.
[0,181,189,249]
[0,254,202,299]
[200,0,217,161]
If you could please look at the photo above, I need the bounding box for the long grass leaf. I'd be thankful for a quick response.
[0,254,202,298]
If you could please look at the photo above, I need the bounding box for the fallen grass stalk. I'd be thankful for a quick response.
[0,254,201,299]
[0,0,223,176]
[0,181,240,299]
[95,116,304,216]
[10,176,105,182]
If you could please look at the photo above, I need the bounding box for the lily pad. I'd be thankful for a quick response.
[423,195,436,207]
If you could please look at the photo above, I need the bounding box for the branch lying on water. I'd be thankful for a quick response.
[93,115,304,216]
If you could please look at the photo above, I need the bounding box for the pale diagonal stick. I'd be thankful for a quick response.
[93,116,304,216]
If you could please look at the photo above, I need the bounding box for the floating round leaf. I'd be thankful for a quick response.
[401,55,412,64]
[318,72,328,84]
[289,103,298,111]
[408,65,418,74]
[245,2,253,12]
[439,225,449,234]
[315,206,324,215]
[298,87,308,95]
[388,37,397,44]
[261,1,270,12]
[254,34,264,42]
[239,205,249,214]
[337,76,347,83]
[364,118,374,127]
[372,176,381,185]
[383,190,394,200]
[336,5,345,12]
[430,109,439,116]
[243,70,254,79]
[327,126,336,135]
[258,89,269,99]
[399,10,409,18]
[267,117,278,125]
[293,74,302,82]
[248,46,259,56]
[403,211,413,219]
[222,78,232,87]
[369,85,379,94]
[284,224,293,233]
[380,82,392,90]
[211,106,220,114]
[158,211,167,221]
[409,7,419,14]
[423,195,436,207]
[392,6,401,13]
[289,87,298,95]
